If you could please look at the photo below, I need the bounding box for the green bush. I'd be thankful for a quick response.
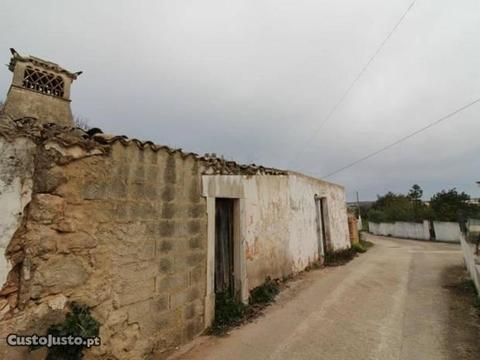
[352,242,367,253]
[249,277,280,304]
[211,291,247,334]
[324,248,357,266]
[210,277,281,335]
[30,302,99,360]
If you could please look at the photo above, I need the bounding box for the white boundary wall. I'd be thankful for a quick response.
[368,221,430,240]
[460,235,480,295]
[433,221,462,243]
[369,221,462,243]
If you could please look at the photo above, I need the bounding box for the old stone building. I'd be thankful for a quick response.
[0,51,350,359]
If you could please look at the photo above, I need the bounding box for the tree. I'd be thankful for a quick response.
[408,184,423,202]
[368,185,431,223]
[369,192,416,222]
[429,188,479,222]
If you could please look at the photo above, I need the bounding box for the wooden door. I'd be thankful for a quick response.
[215,198,235,296]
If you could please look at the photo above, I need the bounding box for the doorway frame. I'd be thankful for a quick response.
[315,194,331,258]
[203,179,248,327]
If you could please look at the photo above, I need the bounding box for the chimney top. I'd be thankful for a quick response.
[8,48,82,80]
[2,49,81,127]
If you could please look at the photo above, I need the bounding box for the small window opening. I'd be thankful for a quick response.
[22,66,64,97]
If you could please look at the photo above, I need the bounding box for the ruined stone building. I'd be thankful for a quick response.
[0,50,350,359]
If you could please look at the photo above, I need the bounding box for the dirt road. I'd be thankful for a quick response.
[172,234,480,360]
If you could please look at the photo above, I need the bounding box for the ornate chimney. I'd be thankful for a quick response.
[2,48,81,127]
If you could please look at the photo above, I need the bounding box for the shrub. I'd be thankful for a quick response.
[30,302,99,360]
[211,291,247,334]
[249,277,280,304]
[352,242,367,253]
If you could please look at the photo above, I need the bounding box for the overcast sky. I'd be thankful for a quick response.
[1,0,479,201]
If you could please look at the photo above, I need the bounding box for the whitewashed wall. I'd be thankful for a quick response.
[460,235,480,295]
[202,172,350,291]
[368,221,430,240]
[433,221,462,243]
[0,137,36,285]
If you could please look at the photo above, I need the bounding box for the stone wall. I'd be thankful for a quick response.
[0,124,208,359]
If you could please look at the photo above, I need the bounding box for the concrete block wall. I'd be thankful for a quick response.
[0,140,208,360]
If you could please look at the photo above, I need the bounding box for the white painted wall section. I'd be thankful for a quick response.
[369,221,430,240]
[433,221,462,243]
[0,137,35,285]
[202,172,350,292]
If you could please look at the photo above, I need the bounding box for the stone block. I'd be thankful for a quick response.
[106,309,128,327]
[189,204,205,218]
[163,155,176,184]
[187,220,202,235]
[56,231,97,253]
[183,316,205,340]
[32,256,89,297]
[82,181,107,200]
[158,239,173,254]
[183,299,204,321]
[128,202,157,221]
[52,219,76,233]
[29,194,65,224]
[115,277,155,307]
[156,273,189,293]
[161,203,176,219]
[125,296,170,333]
[171,286,202,309]
[25,225,57,256]
[145,164,159,180]
[189,264,206,286]
[35,167,67,193]
[189,236,203,250]
[108,180,127,198]
[158,257,174,274]
[158,221,175,237]
[118,261,159,281]
[161,186,175,202]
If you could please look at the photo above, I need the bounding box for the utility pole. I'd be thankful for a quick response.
[356,191,362,230]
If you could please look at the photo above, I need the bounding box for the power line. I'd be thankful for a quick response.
[321,97,480,178]
[289,0,416,166]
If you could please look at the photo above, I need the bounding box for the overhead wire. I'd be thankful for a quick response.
[320,97,480,178]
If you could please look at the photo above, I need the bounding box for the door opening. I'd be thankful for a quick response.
[215,198,235,297]
[315,196,329,257]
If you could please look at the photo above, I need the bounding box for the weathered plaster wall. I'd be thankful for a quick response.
[0,138,207,360]
[286,173,350,275]
[202,172,350,292]
[0,136,35,286]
